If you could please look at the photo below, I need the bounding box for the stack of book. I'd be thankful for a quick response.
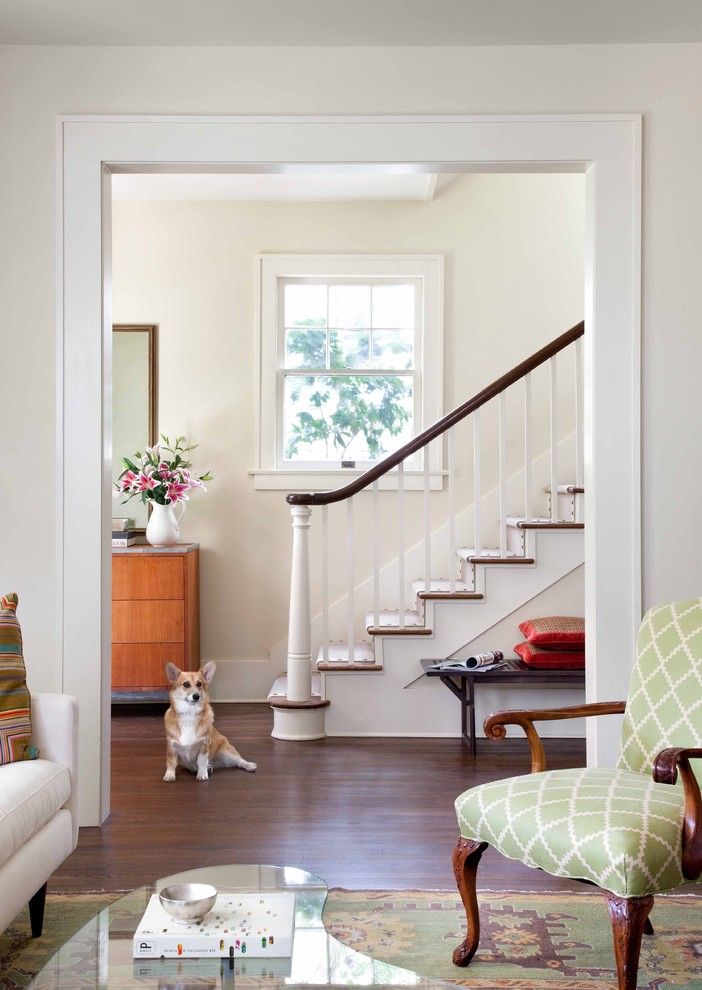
[112,517,137,547]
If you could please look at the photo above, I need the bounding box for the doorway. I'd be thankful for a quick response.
[57,114,642,824]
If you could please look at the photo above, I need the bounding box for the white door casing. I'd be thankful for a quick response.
[57,114,641,825]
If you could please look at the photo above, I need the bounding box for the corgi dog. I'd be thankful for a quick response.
[163,661,257,781]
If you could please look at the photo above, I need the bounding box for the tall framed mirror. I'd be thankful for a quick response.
[112,324,158,531]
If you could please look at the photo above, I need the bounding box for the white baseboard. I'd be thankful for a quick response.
[207,657,273,702]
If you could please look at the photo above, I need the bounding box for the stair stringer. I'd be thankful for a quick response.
[323,529,584,737]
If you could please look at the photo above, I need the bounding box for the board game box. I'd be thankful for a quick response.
[133,891,295,959]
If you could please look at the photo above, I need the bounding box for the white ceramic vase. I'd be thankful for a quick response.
[146,501,185,547]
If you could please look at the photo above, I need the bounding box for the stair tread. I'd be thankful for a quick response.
[365,608,432,635]
[410,578,479,598]
[316,640,376,665]
[268,673,326,707]
[365,608,423,626]
[456,547,534,564]
[545,483,585,494]
[317,661,383,671]
[506,516,584,530]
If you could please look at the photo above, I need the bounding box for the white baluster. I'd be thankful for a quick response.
[321,504,329,664]
[398,462,405,628]
[424,444,431,593]
[447,429,456,592]
[550,355,558,521]
[347,497,355,660]
[372,480,380,630]
[523,373,532,522]
[473,410,481,554]
[498,392,507,557]
[287,505,313,703]
[575,336,583,490]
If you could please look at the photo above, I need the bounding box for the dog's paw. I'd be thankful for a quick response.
[163,769,176,782]
[242,760,257,773]
[196,771,210,781]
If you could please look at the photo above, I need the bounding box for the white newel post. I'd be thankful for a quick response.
[287,505,313,703]
[271,503,328,741]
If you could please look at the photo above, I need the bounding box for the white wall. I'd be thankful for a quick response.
[1,43,701,699]
[111,176,583,693]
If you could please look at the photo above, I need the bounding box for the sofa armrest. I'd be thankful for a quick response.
[31,693,79,848]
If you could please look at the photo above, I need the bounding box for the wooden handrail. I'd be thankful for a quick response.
[287,320,584,507]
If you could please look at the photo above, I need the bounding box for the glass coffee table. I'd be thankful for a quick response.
[29,864,453,989]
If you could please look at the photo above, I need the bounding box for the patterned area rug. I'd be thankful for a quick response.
[0,894,119,989]
[323,890,702,989]
[2,890,701,989]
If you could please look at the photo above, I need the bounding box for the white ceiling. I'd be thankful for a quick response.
[2,0,701,46]
[111,172,461,203]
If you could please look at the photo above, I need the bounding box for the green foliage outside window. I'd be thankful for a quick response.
[285,326,412,461]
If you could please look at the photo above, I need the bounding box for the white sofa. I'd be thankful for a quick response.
[0,693,79,935]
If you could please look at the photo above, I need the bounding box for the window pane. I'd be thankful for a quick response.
[284,374,414,462]
[330,330,370,369]
[284,283,327,327]
[372,329,414,370]
[285,328,327,369]
[328,284,370,329]
[372,283,415,329]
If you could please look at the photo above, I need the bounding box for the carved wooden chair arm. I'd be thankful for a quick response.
[483,701,627,774]
[653,746,702,880]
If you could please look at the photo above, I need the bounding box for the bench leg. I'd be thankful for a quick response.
[29,882,48,938]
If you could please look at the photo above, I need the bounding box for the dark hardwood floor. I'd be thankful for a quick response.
[53,703,586,893]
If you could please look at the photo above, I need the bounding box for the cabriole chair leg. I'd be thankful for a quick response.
[605,891,654,990]
[452,837,488,967]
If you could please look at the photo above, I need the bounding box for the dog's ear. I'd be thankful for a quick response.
[165,662,181,684]
[201,661,216,685]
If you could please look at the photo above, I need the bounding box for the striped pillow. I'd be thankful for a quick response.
[518,615,585,648]
[0,593,38,764]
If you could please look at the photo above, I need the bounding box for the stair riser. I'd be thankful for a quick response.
[546,490,578,522]
[507,525,527,555]
[458,559,476,586]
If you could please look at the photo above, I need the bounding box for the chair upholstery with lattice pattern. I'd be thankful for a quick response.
[452,598,702,990]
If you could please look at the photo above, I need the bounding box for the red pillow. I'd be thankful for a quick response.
[518,616,584,649]
[514,641,585,670]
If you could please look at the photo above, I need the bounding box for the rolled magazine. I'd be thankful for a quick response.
[431,650,504,671]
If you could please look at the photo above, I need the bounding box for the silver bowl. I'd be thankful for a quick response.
[158,883,218,924]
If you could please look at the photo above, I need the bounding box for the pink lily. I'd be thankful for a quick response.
[134,471,158,492]
[119,470,138,492]
[165,481,190,503]
[181,469,206,491]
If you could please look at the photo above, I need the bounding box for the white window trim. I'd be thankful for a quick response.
[252,253,444,490]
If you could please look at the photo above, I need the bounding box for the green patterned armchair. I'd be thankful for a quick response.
[453,599,702,990]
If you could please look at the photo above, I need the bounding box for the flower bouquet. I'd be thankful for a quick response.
[114,435,213,546]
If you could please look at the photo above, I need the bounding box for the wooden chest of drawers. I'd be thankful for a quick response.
[111,543,200,697]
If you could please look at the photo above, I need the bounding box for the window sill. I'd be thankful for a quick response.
[249,469,447,492]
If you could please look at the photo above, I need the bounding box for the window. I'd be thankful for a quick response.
[254,255,443,489]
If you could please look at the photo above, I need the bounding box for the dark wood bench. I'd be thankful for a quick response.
[422,657,585,755]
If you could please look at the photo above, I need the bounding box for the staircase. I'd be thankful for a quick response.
[269,322,586,741]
